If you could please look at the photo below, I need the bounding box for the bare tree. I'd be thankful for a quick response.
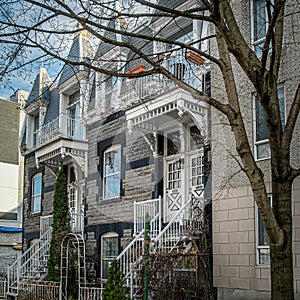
[0,0,299,299]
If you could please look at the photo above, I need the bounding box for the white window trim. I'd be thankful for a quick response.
[32,173,42,213]
[256,195,272,266]
[103,144,121,200]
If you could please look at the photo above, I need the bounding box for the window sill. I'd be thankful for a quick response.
[255,156,271,162]
[29,212,42,217]
[98,197,122,205]
[255,264,270,268]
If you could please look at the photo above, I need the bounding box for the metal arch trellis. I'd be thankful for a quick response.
[60,233,86,300]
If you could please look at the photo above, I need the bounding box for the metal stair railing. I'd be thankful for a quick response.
[134,196,161,237]
[116,193,203,298]
[153,193,203,253]
[7,227,52,296]
[116,230,144,281]
[117,197,162,280]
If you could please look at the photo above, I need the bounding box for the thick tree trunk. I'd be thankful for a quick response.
[270,179,294,300]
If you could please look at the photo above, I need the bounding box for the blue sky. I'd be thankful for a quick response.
[0,75,33,99]
[0,59,63,99]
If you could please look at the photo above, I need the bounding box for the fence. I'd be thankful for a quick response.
[18,281,60,300]
[17,281,104,300]
[79,286,103,300]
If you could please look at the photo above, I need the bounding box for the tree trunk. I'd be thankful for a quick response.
[270,179,294,300]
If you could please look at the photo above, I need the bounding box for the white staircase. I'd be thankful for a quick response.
[7,227,52,297]
[117,194,203,298]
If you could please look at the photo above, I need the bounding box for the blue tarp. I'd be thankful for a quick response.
[0,226,22,232]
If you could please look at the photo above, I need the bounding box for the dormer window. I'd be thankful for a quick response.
[105,67,118,111]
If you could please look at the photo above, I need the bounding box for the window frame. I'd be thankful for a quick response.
[32,173,42,213]
[253,85,285,160]
[32,114,39,148]
[101,232,119,279]
[256,195,272,266]
[103,144,122,200]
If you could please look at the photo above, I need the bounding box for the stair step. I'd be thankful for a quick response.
[7,292,18,298]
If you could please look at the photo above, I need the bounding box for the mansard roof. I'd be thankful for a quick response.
[124,26,153,73]
[157,0,187,9]
[24,68,52,108]
[94,19,128,58]
[44,86,60,124]
[151,0,188,22]
[58,30,94,86]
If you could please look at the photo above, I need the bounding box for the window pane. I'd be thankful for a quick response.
[34,115,39,131]
[259,248,270,265]
[32,175,42,213]
[253,0,266,41]
[190,125,203,150]
[33,176,42,194]
[102,236,119,257]
[278,86,285,126]
[254,42,264,57]
[167,131,181,155]
[69,91,80,105]
[255,97,268,141]
[258,209,269,246]
[33,195,41,212]
[104,174,121,198]
[105,148,121,175]
[257,142,270,159]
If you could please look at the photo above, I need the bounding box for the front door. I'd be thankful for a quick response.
[164,129,184,222]
[165,156,183,222]
[188,152,205,222]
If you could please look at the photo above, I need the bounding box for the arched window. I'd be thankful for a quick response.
[32,173,42,213]
[101,232,119,279]
[103,145,121,199]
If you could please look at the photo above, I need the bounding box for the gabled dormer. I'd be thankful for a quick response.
[89,18,128,118]
[58,24,93,89]
[29,26,93,170]
[58,24,94,117]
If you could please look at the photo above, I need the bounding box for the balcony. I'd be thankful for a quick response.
[33,114,88,167]
[37,114,84,148]
[121,52,207,109]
